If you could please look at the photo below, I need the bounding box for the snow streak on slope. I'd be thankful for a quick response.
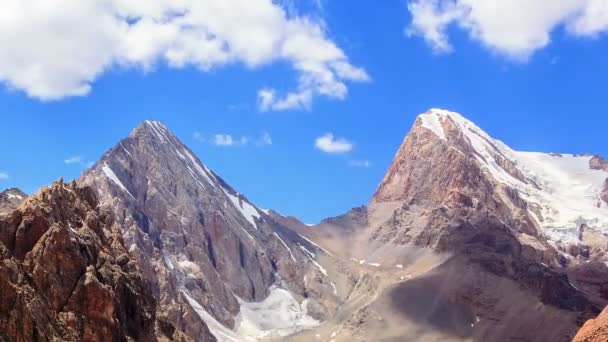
[419,109,608,244]
[223,188,261,229]
[274,232,297,262]
[102,163,135,199]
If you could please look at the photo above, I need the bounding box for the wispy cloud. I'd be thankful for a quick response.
[213,134,247,146]
[195,132,272,147]
[314,133,353,154]
[64,156,84,164]
[258,132,273,146]
[64,155,94,168]
[0,172,8,180]
[349,159,371,168]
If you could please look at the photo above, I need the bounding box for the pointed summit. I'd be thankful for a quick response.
[78,120,337,341]
[0,188,27,214]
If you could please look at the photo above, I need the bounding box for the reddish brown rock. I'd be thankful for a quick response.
[0,180,189,341]
[573,306,608,342]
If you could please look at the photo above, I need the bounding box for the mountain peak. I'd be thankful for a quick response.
[0,187,27,214]
[130,120,174,142]
[374,108,608,249]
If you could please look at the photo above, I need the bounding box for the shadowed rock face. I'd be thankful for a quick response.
[0,180,187,341]
[78,121,338,340]
[0,188,27,214]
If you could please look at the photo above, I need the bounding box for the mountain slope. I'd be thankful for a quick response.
[79,121,340,341]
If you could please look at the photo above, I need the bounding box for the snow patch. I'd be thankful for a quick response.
[6,193,23,200]
[236,286,319,339]
[426,109,608,245]
[182,290,247,342]
[102,163,135,199]
[223,188,261,229]
[419,111,447,140]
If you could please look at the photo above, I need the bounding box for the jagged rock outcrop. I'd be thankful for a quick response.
[78,121,338,341]
[0,188,26,214]
[0,180,185,341]
[573,306,608,342]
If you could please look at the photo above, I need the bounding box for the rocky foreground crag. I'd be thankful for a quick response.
[573,306,608,341]
[0,180,189,341]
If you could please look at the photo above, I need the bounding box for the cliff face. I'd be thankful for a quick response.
[78,121,338,341]
[0,180,187,341]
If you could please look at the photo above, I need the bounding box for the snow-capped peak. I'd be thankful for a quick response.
[418,108,608,245]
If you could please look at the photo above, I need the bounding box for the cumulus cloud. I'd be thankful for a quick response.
[0,0,368,110]
[406,0,608,59]
[0,172,8,180]
[314,133,353,153]
[349,159,371,168]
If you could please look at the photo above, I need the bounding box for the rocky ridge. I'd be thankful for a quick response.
[0,180,188,341]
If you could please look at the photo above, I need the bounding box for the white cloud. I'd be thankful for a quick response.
[213,134,236,146]
[64,156,84,165]
[314,133,353,154]
[349,159,371,168]
[211,134,249,146]
[200,131,272,147]
[64,155,93,167]
[0,0,368,110]
[0,172,8,180]
[407,0,608,60]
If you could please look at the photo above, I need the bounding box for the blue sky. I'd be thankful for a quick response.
[1,1,607,223]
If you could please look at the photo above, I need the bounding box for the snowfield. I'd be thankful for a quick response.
[420,109,608,244]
